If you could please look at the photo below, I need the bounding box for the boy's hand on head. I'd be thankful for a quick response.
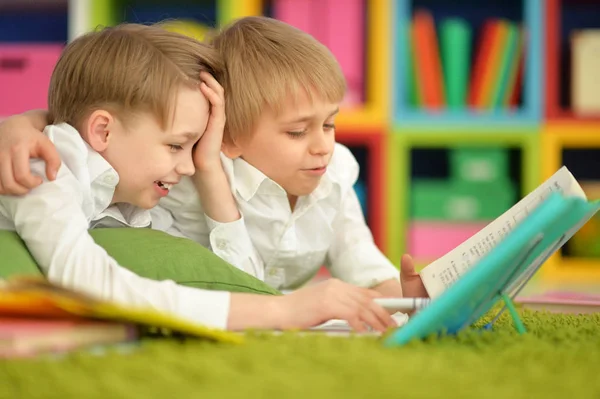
[400,254,429,298]
[0,116,61,195]
[194,71,226,174]
[275,279,397,333]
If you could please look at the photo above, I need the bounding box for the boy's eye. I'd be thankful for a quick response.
[286,130,307,138]
[324,123,336,131]
[169,144,183,152]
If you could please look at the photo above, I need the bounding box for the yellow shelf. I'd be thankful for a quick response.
[541,256,600,281]
[541,126,600,281]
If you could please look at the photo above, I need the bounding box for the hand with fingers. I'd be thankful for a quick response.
[398,254,429,317]
[193,71,226,174]
[0,117,61,195]
[277,278,398,333]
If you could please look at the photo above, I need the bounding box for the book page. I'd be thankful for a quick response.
[419,166,586,299]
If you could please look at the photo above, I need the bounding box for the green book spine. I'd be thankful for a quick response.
[491,22,519,108]
[408,22,420,107]
[440,18,472,109]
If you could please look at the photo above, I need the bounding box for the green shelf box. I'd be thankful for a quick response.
[410,180,517,221]
[450,148,510,184]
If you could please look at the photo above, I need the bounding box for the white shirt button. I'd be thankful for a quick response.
[103,174,117,185]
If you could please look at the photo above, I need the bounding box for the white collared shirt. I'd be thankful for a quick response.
[0,123,230,329]
[154,143,399,290]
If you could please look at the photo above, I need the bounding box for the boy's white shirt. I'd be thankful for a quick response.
[153,143,400,290]
[0,123,230,329]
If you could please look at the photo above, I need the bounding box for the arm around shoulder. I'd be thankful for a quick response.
[0,110,61,194]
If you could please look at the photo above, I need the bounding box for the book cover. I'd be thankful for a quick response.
[419,166,589,299]
[0,317,136,358]
[0,278,242,344]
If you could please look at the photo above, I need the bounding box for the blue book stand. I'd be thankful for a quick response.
[383,192,600,347]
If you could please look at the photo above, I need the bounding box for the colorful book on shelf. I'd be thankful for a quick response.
[467,20,497,108]
[489,22,520,109]
[478,20,509,109]
[440,18,471,109]
[384,166,600,346]
[0,277,242,347]
[504,26,526,108]
[407,21,420,107]
[571,29,600,115]
[468,19,506,109]
[411,9,445,109]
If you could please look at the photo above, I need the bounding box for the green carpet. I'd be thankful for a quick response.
[1,309,600,399]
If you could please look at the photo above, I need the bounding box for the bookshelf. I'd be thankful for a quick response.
[387,130,540,268]
[0,1,67,118]
[541,127,600,281]
[336,130,388,252]
[392,0,543,129]
[545,0,600,125]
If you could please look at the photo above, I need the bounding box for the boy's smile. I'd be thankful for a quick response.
[154,180,177,197]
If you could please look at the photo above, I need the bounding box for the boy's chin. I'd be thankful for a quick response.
[132,196,160,210]
[286,184,320,197]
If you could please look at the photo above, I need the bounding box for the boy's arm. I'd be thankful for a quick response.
[325,185,403,296]
[326,187,429,298]
[0,159,231,329]
[157,175,267,280]
[0,110,61,195]
[325,144,428,299]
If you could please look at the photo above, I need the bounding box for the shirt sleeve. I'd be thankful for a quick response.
[157,177,266,280]
[324,146,400,287]
[0,160,231,329]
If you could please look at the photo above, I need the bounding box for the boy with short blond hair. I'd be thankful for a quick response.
[0,21,399,333]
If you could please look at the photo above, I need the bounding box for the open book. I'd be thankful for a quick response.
[419,166,588,299]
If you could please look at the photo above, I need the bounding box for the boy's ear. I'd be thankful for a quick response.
[84,110,114,152]
[221,135,243,159]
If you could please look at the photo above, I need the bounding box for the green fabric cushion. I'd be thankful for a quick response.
[0,230,44,279]
[0,228,280,295]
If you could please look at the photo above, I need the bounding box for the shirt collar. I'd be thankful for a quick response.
[232,157,280,201]
[52,123,149,227]
[231,156,336,203]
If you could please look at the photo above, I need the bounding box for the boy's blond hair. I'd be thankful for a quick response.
[48,23,222,131]
[210,16,346,143]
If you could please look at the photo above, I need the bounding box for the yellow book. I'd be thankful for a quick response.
[0,277,242,344]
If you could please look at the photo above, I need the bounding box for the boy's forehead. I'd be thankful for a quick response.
[272,88,337,118]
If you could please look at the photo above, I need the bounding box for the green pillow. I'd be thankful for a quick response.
[0,230,44,278]
[0,228,280,296]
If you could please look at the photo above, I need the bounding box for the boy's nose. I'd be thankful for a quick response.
[310,131,333,156]
[176,157,196,176]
